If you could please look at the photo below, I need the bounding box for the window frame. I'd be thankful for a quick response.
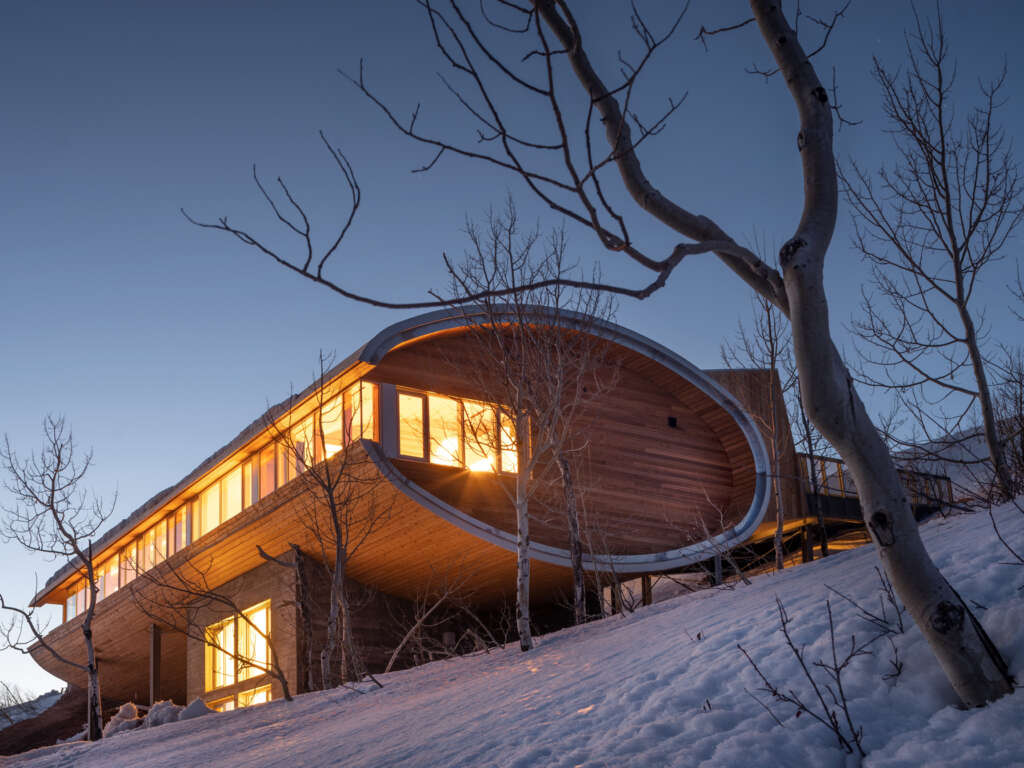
[58,379,384,625]
[394,387,520,475]
[396,389,428,460]
[204,599,272,694]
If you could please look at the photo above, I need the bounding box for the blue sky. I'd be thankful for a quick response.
[1,1,1022,694]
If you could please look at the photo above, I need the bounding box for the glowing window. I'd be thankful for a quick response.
[463,400,496,473]
[205,600,270,693]
[65,589,78,620]
[238,685,272,708]
[99,556,119,599]
[154,520,167,566]
[238,602,270,681]
[207,617,236,691]
[140,528,154,572]
[243,459,257,509]
[119,541,138,586]
[141,522,167,572]
[428,395,462,467]
[209,697,234,712]
[500,413,519,474]
[321,395,345,459]
[258,446,276,501]
[199,481,221,538]
[173,506,191,553]
[276,442,290,488]
[398,392,426,458]
[223,466,243,522]
[291,417,315,476]
[359,382,376,441]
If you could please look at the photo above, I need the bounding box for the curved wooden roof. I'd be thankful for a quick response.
[363,307,771,572]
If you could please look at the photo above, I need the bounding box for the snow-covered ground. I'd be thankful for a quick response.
[4,505,1022,768]
[0,692,61,730]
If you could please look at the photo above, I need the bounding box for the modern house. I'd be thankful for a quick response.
[28,308,791,714]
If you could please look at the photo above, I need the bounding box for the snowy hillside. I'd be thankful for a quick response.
[4,506,1023,768]
[0,692,61,731]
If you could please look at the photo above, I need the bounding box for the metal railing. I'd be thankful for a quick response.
[796,453,953,509]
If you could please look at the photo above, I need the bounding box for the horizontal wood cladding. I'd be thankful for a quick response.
[374,331,755,553]
[31,442,575,698]
[704,369,805,529]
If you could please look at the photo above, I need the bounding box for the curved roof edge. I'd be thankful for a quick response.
[360,306,771,572]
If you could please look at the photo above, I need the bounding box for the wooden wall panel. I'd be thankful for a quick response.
[704,369,805,534]
[371,332,754,552]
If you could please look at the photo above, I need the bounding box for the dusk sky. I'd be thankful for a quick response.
[2,1,1022,694]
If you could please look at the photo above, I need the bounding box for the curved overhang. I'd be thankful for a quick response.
[360,306,771,573]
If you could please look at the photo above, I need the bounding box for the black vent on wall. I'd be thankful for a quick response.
[667,416,678,429]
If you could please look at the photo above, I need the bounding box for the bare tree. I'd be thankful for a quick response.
[722,282,796,570]
[381,564,515,672]
[187,2,1014,706]
[842,9,1024,504]
[442,202,618,638]
[0,682,32,728]
[993,347,1024,496]
[265,354,395,687]
[131,557,294,702]
[0,416,112,740]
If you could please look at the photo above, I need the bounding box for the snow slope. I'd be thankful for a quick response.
[0,692,61,731]
[3,506,1022,768]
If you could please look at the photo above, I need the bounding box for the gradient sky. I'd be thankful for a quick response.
[2,1,1022,694]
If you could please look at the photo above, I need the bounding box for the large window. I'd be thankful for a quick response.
[120,540,138,586]
[397,392,425,458]
[65,583,86,621]
[428,395,462,466]
[59,379,380,625]
[173,505,192,553]
[207,617,236,690]
[398,389,519,474]
[99,556,119,600]
[198,482,220,539]
[346,381,376,443]
[463,400,497,472]
[258,445,276,501]
[224,465,243,522]
[205,600,271,699]
[210,683,271,712]
[238,602,269,681]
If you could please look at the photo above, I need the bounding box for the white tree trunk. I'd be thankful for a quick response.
[321,559,346,688]
[960,306,1016,501]
[515,415,533,651]
[769,369,786,571]
[83,558,103,740]
[557,454,586,625]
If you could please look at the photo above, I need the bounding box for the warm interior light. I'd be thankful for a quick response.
[434,436,461,466]
[468,456,496,473]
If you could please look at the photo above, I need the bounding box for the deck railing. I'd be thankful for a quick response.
[796,453,954,509]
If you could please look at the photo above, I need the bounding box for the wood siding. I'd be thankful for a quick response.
[31,326,788,703]
[372,331,757,553]
[704,369,805,538]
